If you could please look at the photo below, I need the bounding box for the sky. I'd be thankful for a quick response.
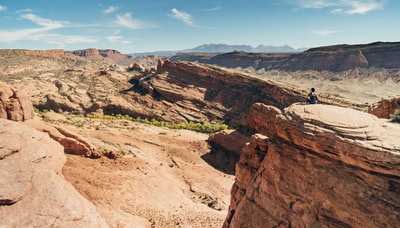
[0,0,398,53]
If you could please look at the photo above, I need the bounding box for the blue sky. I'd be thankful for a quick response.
[0,0,398,53]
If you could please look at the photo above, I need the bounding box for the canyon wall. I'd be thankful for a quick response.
[148,60,306,127]
[223,103,400,227]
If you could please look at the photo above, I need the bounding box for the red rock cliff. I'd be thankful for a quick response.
[224,103,400,227]
[148,60,305,127]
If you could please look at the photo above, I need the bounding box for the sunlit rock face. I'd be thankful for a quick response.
[368,95,400,119]
[223,103,400,228]
[0,119,109,227]
[0,81,34,121]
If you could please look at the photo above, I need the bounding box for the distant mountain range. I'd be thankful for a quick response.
[170,41,400,72]
[132,44,306,56]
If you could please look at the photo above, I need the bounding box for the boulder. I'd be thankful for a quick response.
[0,81,34,121]
[127,63,145,72]
[208,130,250,156]
[368,95,400,118]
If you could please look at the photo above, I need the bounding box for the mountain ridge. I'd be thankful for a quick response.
[132,43,306,56]
[171,41,400,73]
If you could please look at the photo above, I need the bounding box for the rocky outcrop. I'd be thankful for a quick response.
[0,119,109,227]
[208,130,250,156]
[71,49,131,65]
[24,117,101,158]
[146,60,305,127]
[223,103,400,227]
[0,81,34,121]
[127,63,145,72]
[368,95,400,118]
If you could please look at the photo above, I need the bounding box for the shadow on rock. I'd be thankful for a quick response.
[201,143,239,175]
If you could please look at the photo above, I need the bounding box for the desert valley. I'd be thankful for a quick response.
[1,42,400,227]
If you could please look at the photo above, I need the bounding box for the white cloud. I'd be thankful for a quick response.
[311,29,340,36]
[170,8,194,26]
[106,36,132,44]
[44,35,97,49]
[343,1,384,14]
[288,0,387,14]
[63,36,97,44]
[16,8,33,14]
[287,0,335,9]
[104,6,118,14]
[20,13,64,29]
[0,5,7,11]
[115,13,146,29]
[331,8,343,14]
[106,35,122,42]
[0,13,65,42]
[0,13,97,50]
[204,6,222,11]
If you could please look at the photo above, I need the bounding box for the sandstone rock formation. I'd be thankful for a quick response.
[223,103,400,227]
[147,60,305,127]
[368,95,400,118]
[0,119,109,227]
[0,81,34,121]
[24,115,101,158]
[208,130,250,156]
[127,62,145,72]
[72,48,131,65]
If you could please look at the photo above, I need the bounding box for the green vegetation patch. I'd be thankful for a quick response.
[34,108,227,133]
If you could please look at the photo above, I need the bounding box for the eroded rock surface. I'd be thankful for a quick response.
[223,103,400,227]
[0,119,109,227]
[24,115,101,158]
[148,60,305,126]
[0,81,34,121]
[208,130,250,156]
[368,95,400,118]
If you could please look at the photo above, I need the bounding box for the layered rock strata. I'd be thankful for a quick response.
[148,60,305,127]
[224,103,400,227]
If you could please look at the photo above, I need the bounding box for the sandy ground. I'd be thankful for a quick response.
[43,113,237,227]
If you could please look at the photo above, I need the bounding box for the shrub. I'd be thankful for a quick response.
[391,109,400,123]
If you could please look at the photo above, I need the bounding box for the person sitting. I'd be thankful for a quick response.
[306,88,318,104]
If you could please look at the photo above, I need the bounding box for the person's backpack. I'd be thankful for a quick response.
[309,92,317,103]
